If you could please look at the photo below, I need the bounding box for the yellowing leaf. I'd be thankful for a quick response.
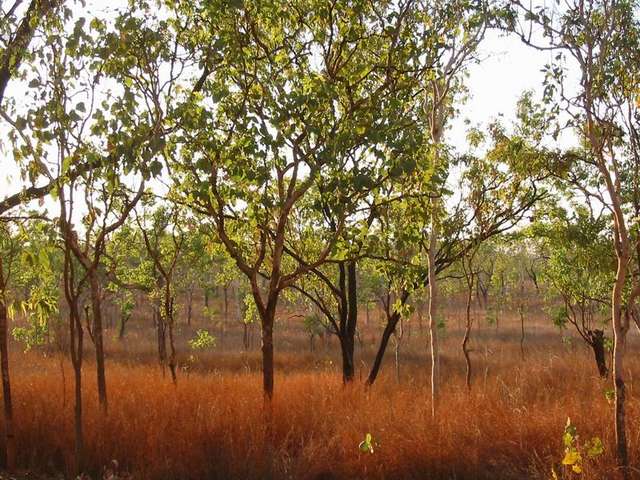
[572,464,582,474]
[562,449,581,466]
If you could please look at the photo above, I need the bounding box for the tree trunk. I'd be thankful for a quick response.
[204,287,209,308]
[88,272,107,411]
[154,306,167,373]
[341,260,358,384]
[261,300,277,402]
[366,311,400,386]
[117,314,128,340]
[589,330,608,378]
[187,289,193,326]
[69,301,84,477]
[427,225,439,419]
[612,256,629,478]
[462,277,473,390]
[519,302,525,361]
[0,294,15,471]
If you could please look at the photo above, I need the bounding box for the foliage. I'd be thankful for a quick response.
[188,329,217,351]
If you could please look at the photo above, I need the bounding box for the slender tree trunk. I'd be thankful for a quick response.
[427,223,439,419]
[0,291,15,471]
[204,288,209,308]
[69,302,84,477]
[519,302,525,361]
[341,260,358,384]
[187,289,193,326]
[462,276,473,390]
[612,255,629,478]
[88,272,107,411]
[117,314,128,340]
[154,306,167,373]
[366,290,410,386]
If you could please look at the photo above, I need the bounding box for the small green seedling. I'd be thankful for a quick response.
[359,433,375,454]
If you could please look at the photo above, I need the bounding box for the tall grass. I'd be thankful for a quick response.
[2,313,639,479]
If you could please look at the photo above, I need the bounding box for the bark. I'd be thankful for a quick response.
[261,302,276,401]
[88,272,107,410]
[612,255,629,477]
[117,313,129,340]
[588,329,608,378]
[187,289,193,326]
[0,291,15,471]
[519,303,525,361]
[366,312,400,386]
[462,275,473,390]
[69,302,83,477]
[427,224,439,419]
[341,260,358,383]
[154,306,167,372]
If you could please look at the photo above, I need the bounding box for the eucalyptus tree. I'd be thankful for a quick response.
[136,203,187,383]
[364,120,560,386]
[412,0,490,418]
[168,0,421,402]
[533,204,613,377]
[508,1,640,471]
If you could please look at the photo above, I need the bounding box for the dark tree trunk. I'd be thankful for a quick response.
[117,314,129,340]
[261,303,276,401]
[154,306,167,373]
[462,275,473,390]
[69,301,84,477]
[88,272,107,411]
[589,329,608,378]
[204,288,209,308]
[187,289,193,326]
[341,261,358,383]
[0,294,15,471]
[366,312,400,386]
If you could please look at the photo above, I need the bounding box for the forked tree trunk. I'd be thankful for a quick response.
[0,290,15,471]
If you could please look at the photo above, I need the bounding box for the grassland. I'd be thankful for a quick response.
[2,303,639,479]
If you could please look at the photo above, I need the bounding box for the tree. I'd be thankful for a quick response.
[136,203,186,383]
[508,1,640,473]
[169,0,419,402]
[534,204,613,377]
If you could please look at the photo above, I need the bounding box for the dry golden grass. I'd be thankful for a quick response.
[2,310,640,479]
